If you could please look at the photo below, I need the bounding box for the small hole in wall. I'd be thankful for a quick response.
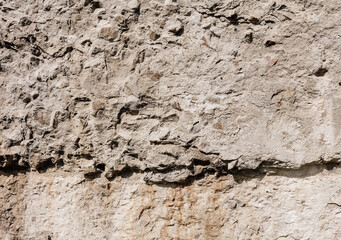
[314,68,328,77]
[110,140,119,149]
[193,159,210,166]
[175,27,184,36]
[245,33,253,44]
[265,40,276,47]
[338,82,341,86]
[57,159,64,167]
[249,17,260,25]
[96,163,106,172]
[32,93,39,100]
[228,14,239,25]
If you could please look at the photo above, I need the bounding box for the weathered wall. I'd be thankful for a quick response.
[1,0,341,239]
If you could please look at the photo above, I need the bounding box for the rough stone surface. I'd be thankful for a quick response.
[1,0,341,239]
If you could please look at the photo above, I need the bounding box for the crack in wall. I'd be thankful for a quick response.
[2,153,340,187]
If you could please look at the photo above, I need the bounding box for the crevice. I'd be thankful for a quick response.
[84,171,101,180]
[0,155,29,174]
[74,97,91,102]
[0,153,65,175]
[265,40,276,47]
[327,202,341,208]
[271,89,285,100]
[52,46,74,58]
[105,165,142,180]
[230,160,341,183]
[67,153,94,160]
[146,164,194,175]
[2,153,341,187]
[0,40,18,52]
[161,152,178,158]
[150,140,180,145]
[125,158,341,186]
[84,0,101,12]
[193,158,210,166]
[115,102,147,128]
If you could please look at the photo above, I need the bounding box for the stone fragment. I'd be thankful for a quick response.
[127,0,140,10]
[72,14,81,21]
[167,19,184,35]
[98,26,119,42]
[34,109,51,126]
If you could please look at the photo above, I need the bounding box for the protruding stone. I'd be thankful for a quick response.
[98,26,119,42]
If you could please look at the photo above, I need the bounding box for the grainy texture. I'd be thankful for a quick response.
[1,0,341,239]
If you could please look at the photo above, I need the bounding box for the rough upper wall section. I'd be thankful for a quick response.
[1,0,341,184]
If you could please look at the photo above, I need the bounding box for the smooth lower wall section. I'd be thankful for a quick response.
[1,167,341,240]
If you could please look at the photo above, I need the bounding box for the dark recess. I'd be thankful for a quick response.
[314,68,328,77]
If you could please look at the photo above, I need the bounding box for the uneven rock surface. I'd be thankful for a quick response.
[1,0,341,239]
